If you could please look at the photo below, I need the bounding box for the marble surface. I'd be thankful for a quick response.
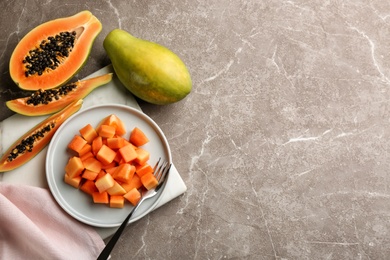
[1,0,390,259]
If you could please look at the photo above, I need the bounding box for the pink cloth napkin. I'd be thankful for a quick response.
[0,183,105,260]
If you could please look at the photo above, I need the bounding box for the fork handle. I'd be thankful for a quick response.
[97,206,137,260]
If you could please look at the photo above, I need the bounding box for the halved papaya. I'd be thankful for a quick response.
[6,73,112,116]
[0,99,83,172]
[9,11,102,91]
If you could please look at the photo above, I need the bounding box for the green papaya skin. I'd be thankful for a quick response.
[103,29,192,105]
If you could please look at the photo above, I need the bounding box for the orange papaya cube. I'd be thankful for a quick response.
[92,191,109,204]
[99,114,127,136]
[134,148,150,165]
[95,173,115,193]
[80,151,94,162]
[96,170,106,180]
[118,144,137,163]
[68,135,87,154]
[80,179,98,195]
[106,137,126,150]
[110,195,125,208]
[122,140,137,150]
[105,166,118,175]
[119,158,127,165]
[123,188,141,206]
[82,169,99,181]
[112,163,135,183]
[141,173,158,190]
[122,140,134,151]
[130,127,149,147]
[107,181,126,196]
[83,157,102,173]
[79,124,98,144]
[98,125,116,138]
[65,156,84,178]
[113,151,123,163]
[96,144,117,165]
[135,163,153,178]
[92,136,103,156]
[101,161,117,170]
[64,174,82,188]
[78,143,92,157]
[121,174,143,192]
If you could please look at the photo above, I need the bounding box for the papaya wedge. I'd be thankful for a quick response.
[6,73,112,116]
[0,99,83,172]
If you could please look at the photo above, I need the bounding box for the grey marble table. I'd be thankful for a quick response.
[1,0,390,259]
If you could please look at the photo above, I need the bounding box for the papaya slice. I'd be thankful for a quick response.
[6,73,112,116]
[0,99,83,172]
[9,11,102,91]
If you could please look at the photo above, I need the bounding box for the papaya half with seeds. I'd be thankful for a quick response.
[6,73,112,116]
[9,10,102,91]
[0,99,83,172]
[103,29,192,105]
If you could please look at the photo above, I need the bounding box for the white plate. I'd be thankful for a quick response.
[46,104,172,227]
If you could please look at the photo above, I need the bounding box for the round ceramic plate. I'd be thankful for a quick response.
[46,104,172,227]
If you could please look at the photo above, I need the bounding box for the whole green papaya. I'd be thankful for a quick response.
[103,29,192,105]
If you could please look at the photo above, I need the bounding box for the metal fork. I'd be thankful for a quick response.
[97,158,171,260]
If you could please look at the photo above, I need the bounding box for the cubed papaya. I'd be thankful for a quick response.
[120,174,143,192]
[92,136,103,156]
[107,181,126,196]
[92,191,109,204]
[96,144,117,165]
[101,161,117,170]
[123,188,141,206]
[134,148,150,165]
[82,169,99,180]
[96,170,106,180]
[83,157,102,173]
[68,135,87,154]
[98,125,116,138]
[64,174,82,188]
[80,151,94,162]
[78,143,92,157]
[135,163,154,177]
[112,163,135,183]
[140,173,158,190]
[100,114,127,136]
[110,195,125,208]
[79,124,98,144]
[104,166,118,175]
[65,156,84,178]
[106,137,126,149]
[130,127,149,147]
[118,144,137,163]
[95,173,115,193]
[80,179,98,195]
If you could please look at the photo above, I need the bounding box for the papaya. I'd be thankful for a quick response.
[9,11,102,91]
[6,73,112,116]
[103,29,192,105]
[0,99,83,172]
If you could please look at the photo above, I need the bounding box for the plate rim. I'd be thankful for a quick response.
[45,103,172,227]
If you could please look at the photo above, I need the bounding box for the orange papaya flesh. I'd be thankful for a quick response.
[0,99,83,172]
[9,11,102,91]
[98,114,127,136]
[6,73,112,116]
